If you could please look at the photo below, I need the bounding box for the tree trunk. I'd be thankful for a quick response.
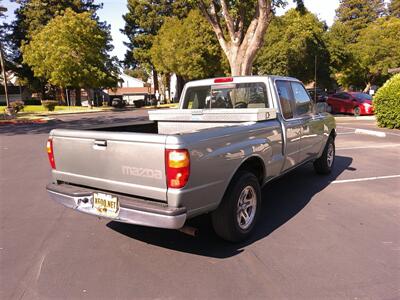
[59,87,66,104]
[153,68,159,94]
[363,82,371,93]
[165,73,171,103]
[40,84,46,101]
[227,47,255,76]
[198,0,272,76]
[75,88,81,106]
[176,75,185,102]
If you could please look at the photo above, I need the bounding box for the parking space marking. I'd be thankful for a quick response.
[331,175,400,184]
[354,128,386,138]
[337,131,356,136]
[337,126,400,137]
[337,144,400,150]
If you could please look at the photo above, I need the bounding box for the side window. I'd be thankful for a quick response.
[291,82,312,116]
[183,86,211,109]
[276,80,295,119]
[342,93,351,100]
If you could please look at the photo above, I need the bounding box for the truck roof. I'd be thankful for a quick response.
[186,75,301,87]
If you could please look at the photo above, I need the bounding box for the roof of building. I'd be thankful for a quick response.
[119,73,145,84]
[107,87,154,95]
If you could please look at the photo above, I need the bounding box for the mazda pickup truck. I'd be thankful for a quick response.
[46,76,336,242]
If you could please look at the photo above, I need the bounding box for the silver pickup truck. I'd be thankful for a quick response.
[46,76,336,242]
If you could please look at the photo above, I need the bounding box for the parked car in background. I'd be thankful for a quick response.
[307,88,328,103]
[327,92,374,116]
[111,98,127,108]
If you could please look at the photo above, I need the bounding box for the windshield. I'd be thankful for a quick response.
[182,83,269,109]
[354,93,372,101]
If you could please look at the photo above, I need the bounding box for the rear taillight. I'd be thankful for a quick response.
[47,139,56,169]
[165,149,190,189]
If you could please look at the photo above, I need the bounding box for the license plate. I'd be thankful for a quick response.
[93,193,119,218]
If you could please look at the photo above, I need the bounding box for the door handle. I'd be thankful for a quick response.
[94,140,107,147]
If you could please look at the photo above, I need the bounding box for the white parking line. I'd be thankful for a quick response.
[337,144,400,150]
[355,128,386,138]
[331,175,400,184]
[337,132,356,136]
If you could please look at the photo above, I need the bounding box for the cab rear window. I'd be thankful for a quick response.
[182,83,269,109]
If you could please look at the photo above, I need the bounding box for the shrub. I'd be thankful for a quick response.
[10,100,25,113]
[41,100,58,111]
[374,74,400,129]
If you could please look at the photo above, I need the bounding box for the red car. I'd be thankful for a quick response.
[327,92,374,116]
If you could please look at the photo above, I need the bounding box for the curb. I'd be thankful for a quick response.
[0,118,50,125]
[34,108,116,117]
[335,115,376,121]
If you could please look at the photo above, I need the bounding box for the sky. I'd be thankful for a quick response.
[2,0,340,61]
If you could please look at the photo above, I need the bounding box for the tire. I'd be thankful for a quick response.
[354,106,361,116]
[212,171,261,242]
[314,136,335,174]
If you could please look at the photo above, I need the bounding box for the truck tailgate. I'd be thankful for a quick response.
[50,129,168,201]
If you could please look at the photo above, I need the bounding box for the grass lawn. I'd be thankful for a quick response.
[0,105,110,114]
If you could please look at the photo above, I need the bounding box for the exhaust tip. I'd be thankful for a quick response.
[178,226,198,237]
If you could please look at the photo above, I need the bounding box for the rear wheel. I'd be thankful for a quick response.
[314,136,335,174]
[327,105,332,113]
[212,171,261,242]
[354,106,361,116]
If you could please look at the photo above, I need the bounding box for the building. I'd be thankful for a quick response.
[0,71,31,104]
[106,73,154,105]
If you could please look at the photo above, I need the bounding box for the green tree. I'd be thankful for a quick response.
[6,0,104,96]
[389,0,400,17]
[353,17,400,90]
[21,9,118,104]
[255,9,331,87]
[124,68,150,83]
[335,0,386,42]
[151,10,225,81]
[325,22,366,89]
[327,0,388,89]
[121,0,191,91]
[0,1,5,18]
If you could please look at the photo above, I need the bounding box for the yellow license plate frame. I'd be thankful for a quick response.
[93,192,119,218]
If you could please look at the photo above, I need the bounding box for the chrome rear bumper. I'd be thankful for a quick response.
[46,183,186,229]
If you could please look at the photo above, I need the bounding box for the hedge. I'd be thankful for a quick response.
[374,74,400,129]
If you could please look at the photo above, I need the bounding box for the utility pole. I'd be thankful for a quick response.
[314,55,317,103]
[0,41,9,108]
[0,7,9,108]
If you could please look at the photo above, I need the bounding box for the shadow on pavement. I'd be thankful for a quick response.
[0,116,148,136]
[107,155,353,258]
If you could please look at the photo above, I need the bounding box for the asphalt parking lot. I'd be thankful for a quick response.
[0,112,399,299]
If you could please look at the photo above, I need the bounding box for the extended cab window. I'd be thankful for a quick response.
[182,83,269,109]
[276,80,294,119]
[291,82,312,116]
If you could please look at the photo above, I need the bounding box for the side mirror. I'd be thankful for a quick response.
[315,102,328,113]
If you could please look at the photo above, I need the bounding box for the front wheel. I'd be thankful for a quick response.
[314,136,335,174]
[212,171,261,242]
[354,106,361,116]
